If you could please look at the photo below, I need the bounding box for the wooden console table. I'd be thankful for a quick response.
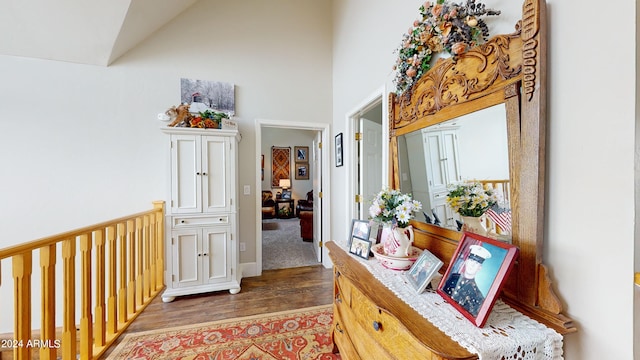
[326,241,563,360]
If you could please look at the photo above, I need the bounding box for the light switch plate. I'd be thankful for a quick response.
[243,185,250,195]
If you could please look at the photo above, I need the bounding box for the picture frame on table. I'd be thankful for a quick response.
[335,133,343,167]
[295,146,309,162]
[348,219,371,259]
[406,250,443,293]
[437,232,519,327]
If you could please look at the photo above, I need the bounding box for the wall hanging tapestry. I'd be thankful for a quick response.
[271,146,291,188]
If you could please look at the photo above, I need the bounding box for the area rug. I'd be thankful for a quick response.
[262,218,319,270]
[107,304,340,360]
[262,222,280,231]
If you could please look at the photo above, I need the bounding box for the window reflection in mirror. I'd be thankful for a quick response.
[397,104,511,239]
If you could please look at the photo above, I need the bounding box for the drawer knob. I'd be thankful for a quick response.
[180,220,186,223]
[335,294,342,304]
[335,322,344,334]
[372,321,381,331]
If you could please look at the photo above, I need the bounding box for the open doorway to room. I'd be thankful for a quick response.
[255,120,331,276]
[348,87,387,222]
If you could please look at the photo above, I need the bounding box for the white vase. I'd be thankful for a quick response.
[381,224,414,257]
[461,215,487,236]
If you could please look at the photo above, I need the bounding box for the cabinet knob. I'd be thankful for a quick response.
[202,172,207,176]
[372,321,381,331]
[198,254,202,257]
[203,253,208,256]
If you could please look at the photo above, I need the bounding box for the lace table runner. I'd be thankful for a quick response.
[335,241,563,360]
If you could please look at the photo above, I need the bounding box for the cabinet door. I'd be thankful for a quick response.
[202,226,232,284]
[441,130,462,184]
[172,229,202,288]
[171,135,202,214]
[202,136,231,213]
[424,132,447,193]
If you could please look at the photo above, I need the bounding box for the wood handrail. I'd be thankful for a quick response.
[0,201,166,360]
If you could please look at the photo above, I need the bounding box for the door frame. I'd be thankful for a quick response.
[346,86,389,222]
[255,119,332,275]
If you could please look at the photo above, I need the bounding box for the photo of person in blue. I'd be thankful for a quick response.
[441,244,492,316]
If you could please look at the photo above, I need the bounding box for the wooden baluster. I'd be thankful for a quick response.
[79,234,93,360]
[40,244,57,360]
[62,239,76,360]
[143,215,151,301]
[127,219,136,315]
[94,229,106,347]
[149,212,157,293]
[107,225,118,334]
[13,252,32,360]
[118,222,128,324]
[135,217,143,308]
[154,201,165,290]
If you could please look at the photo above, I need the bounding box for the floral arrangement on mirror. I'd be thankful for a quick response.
[392,0,500,95]
[369,188,422,228]
[446,181,498,217]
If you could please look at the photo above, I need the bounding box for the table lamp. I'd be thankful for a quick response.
[279,179,291,190]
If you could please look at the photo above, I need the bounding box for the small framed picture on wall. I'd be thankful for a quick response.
[295,163,309,180]
[335,133,343,167]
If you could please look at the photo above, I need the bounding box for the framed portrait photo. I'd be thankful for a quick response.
[348,219,371,259]
[406,250,443,293]
[335,133,343,167]
[294,146,309,162]
[437,232,519,327]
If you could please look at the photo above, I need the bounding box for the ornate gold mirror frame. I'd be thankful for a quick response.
[389,0,575,333]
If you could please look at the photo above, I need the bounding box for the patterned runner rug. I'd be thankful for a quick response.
[107,305,340,360]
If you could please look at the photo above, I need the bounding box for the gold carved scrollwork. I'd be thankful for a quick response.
[392,33,522,131]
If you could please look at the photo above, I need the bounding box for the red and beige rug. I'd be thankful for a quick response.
[107,304,341,360]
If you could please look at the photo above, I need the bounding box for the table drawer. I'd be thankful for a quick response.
[172,215,229,227]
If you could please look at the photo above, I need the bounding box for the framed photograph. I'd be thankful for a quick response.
[348,219,371,259]
[295,146,309,162]
[406,250,443,293]
[437,232,519,327]
[335,133,343,167]
[295,163,309,180]
[281,190,292,199]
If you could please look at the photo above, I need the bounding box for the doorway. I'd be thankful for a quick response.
[348,87,387,221]
[255,119,331,276]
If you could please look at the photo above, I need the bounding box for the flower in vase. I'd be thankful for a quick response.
[368,188,422,228]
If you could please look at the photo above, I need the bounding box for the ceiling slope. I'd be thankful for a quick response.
[0,0,198,66]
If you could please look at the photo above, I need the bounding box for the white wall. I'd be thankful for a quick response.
[330,0,634,359]
[0,0,332,331]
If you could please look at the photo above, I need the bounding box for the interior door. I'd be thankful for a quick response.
[312,133,322,262]
[361,118,383,211]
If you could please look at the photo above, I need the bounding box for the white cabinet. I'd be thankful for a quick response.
[422,127,461,229]
[161,127,241,302]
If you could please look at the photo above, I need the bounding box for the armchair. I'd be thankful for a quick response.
[296,190,313,217]
[261,190,276,219]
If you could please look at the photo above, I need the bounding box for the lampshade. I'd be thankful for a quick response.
[279,179,291,189]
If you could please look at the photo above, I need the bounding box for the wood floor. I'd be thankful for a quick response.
[100,265,334,358]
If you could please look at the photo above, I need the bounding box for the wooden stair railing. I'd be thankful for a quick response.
[0,201,165,360]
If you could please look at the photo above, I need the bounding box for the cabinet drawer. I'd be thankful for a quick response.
[332,305,361,360]
[348,280,436,359]
[172,215,229,227]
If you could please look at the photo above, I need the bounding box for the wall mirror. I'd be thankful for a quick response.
[397,103,511,237]
[388,0,575,334]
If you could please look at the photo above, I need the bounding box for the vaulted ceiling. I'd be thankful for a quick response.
[0,0,198,66]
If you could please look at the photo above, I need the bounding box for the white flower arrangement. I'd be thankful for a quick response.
[369,189,422,228]
[446,181,498,217]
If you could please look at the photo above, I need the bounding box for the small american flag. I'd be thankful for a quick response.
[486,206,512,234]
